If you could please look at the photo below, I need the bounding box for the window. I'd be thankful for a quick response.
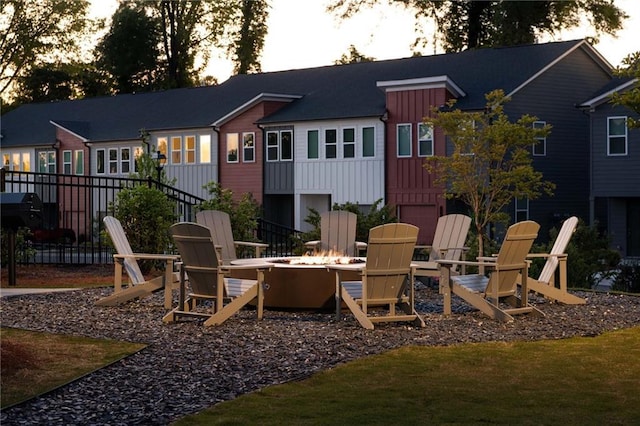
[38,151,55,173]
[343,128,355,158]
[171,136,182,164]
[22,153,30,171]
[63,151,72,174]
[281,130,293,160]
[2,154,8,168]
[397,124,411,157]
[185,136,196,164]
[325,129,337,159]
[12,153,19,171]
[134,147,143,172]
[157,137,168,158]
[97,149,105,174]
[267,131,279,161]
[120,148,130,174]
[362,127,375,157]
[533,121,546,156]
[109,148,118,173]
[227,133,239,163]
[515,197,529,222]
[200,134,211,164]
[74,150,84,175]
[418,123,434,157]
[243,132,255,162]
[266,130,293,161]
[608,116,627,155]
[307,130,319,159]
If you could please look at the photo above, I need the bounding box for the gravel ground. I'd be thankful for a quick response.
[1,283,639,425]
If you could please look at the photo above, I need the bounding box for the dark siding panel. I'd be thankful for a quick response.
[264,161,294,194]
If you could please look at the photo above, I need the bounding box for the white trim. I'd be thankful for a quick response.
[377,75,466,98]
[580,78,638,109]
[212,93,303,127]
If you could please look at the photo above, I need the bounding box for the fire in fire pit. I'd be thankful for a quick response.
[270,250,364,266]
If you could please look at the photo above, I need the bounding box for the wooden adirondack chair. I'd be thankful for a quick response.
[520,216,584,304]
[414,214,471,280]
[327,223,426,330]
[196,210,268,264]
[96,216,179,309]
[305,210,367,256]
[162,222,270,326]
[437,220,544,322]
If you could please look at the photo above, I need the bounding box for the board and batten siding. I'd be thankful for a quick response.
[293,119,385,230]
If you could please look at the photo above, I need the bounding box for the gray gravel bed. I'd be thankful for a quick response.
[1,284,639,425]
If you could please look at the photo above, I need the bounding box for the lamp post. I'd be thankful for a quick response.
[152,150,166,188]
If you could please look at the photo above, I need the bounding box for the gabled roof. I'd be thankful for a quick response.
[579,77,637,110]
[1,39,608,148]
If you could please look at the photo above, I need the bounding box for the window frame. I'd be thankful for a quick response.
[307,129,319,159]
[243,132,255,163]
[533,121,546,156]
[418,123,434,157]
[362,126,375,158]
[325,128,337,159]
[266,130,279,162]
[74,150,84,175]
[226,133,239,163]
[108,148,118,174]
[120,147,131,174]
[96,149,105,174]
[607,116,628,156]
[185,135,196,164]
[62,150,72,174]
[515,197,529,222]
[199,134,211,164]
[342,127,356,159]
[171,136,182,164]
[397,123,412,158]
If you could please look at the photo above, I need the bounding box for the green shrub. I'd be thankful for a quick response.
[109,184,177,274]
[1,227,35,266]
[294,199,397,255]
[612,261,640,293]
[197,182,261,256]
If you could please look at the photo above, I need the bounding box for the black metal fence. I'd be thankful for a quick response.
[0,169,300,266]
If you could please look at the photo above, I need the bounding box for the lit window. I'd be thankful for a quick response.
[157,137,168,158]
[171,136,182,164]
[227,133,239,163]
[134,147,143,172]
[200,135,211,164]
[185,136,196,164]
[22,153,31,171]
[397,124,411,157]
[74,150,84,175]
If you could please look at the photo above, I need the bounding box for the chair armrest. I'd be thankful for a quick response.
[220,264,272,273]
[526,253,568,259]
[115,253,179,261]
[234,241,269,249]
[305,240,321,248]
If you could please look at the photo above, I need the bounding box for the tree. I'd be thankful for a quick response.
[334,44,375,65]
[328,0,628,53]
[229,0,269,74]
[94,4,163,93]
[612,51,640,129]
[0,0,98,102]
[424,90,555,260]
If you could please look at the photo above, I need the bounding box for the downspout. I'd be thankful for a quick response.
[213,126,221,184]
[379,110,389,215]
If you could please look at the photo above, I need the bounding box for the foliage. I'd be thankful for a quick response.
[198,181,262,246]
[612,51,640,129]
[0,227,35,267]
[612,261,640,293]
[109,185,177,274]
[12,62,112,104]
[334,45,375,64]
[295,199,397,254]
[327,0,627,53]
[94,4,163,94]
[0,0,100,103]
[130,130,177,187]
[424,90,555,258]
[229,0,269,74]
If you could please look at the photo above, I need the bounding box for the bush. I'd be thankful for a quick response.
[109,185,177,274]
[197,182,261,256]
[294,199,397,255]
[612,261,640,293]
[1,227,35,267]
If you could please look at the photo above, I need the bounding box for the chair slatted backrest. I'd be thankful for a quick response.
[365,223,419,300]
[538,216,578,284]
[170,222,223,297]
[487,221,540,298]
[103,216,145,284]
[429,214,472,263]
[196,210,237,263]
[320,211,358,256]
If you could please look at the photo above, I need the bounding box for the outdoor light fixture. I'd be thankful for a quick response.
[152,150,166,186]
